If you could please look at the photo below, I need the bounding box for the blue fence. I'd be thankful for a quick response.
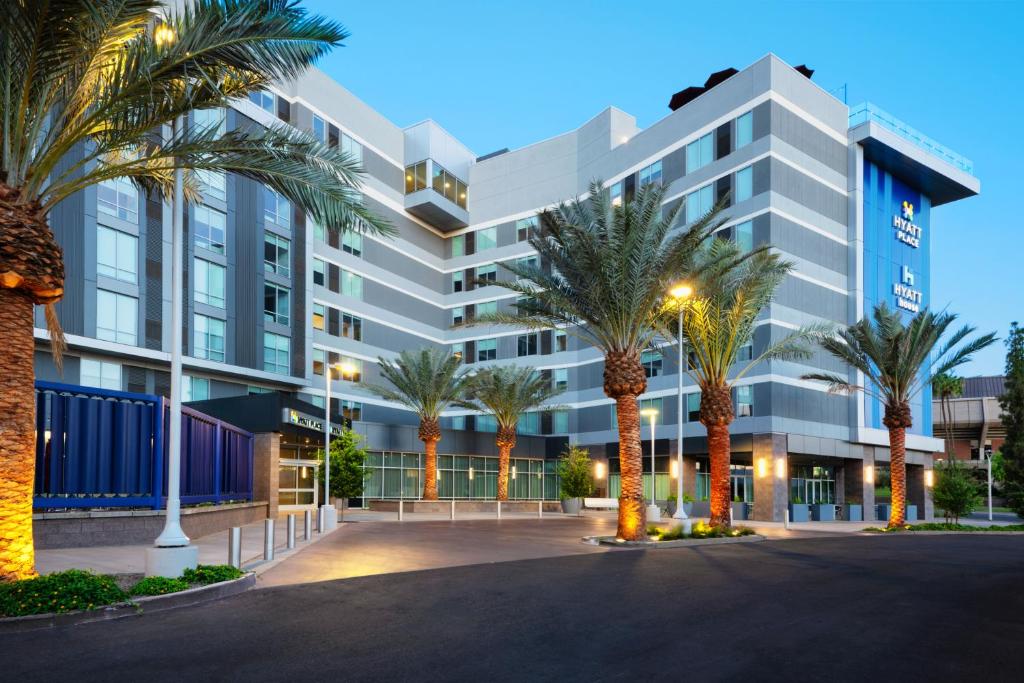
[34,381,254,509]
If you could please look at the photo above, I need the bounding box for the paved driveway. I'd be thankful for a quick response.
[5,534,1023,682]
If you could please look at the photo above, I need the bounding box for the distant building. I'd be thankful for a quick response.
[933,376,1006,461]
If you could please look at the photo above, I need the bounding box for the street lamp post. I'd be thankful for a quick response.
[986,447,993,522]
[640,407,660,523]
[146,23,198,578]
[669,283,693,525]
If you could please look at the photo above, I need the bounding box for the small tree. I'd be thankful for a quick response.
[558,445,594,503]
[932,460,982,524]
[1000,322,1024,514]
[316,429,369,508]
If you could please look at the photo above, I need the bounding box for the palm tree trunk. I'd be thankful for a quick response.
[0,289,38,580]
[615,395,645,541]
[495,426,516,501]
[422,438,439,500]
[707,423,732,527]
[888,426,907,527]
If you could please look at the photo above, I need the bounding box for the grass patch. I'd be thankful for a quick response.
[0,570,127,617]
[129,576,190,596]
[647,521,756,541]
[865,522,1024,533]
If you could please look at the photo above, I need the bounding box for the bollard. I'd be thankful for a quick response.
[398,499,404,522]
[784,508,790,530]
[538,500,543,519]
[729,507,734,527]
[497,500,502,519]
[304,509,313,541]
[287,514,296,550]
[317,505,325,533]
[263,518,275,561]
[450,499,455,521]
[228,526,242,569]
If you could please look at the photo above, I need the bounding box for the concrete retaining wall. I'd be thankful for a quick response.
[33,502,270,548]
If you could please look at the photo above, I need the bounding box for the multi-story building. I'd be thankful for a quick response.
[36,54,979,520]
[933,376,1006,462]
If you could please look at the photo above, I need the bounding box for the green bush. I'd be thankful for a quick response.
[866,523,1024,533]
[181,564,243,585]
[932,460,982,524]
[0,570,127,617]
[129,576,190,596]
[557,444,594,499]
[647,521,756,541]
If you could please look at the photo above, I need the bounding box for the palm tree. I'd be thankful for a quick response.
[933,372,964,459]
[674,239,824,527]
[362,349,472,500]
[477,180,723,541]
[0,1,391,581]
[803,304,996,528]
[463,366,562,501]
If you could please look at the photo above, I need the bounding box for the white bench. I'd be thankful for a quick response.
[584,497,619,510]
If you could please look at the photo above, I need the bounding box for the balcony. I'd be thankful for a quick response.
[404,159,469,231]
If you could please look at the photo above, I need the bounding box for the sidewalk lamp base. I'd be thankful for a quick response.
[672,508,689,520]
[646,504,661,523]
[320,504,338,531]
[145,544,198,578]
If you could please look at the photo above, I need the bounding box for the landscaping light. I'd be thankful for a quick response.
[925,470,934,487]
[775,458,786,480]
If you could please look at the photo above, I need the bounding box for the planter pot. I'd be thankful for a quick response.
[906,504,918,522]
[691,500,710,518]
[812,504,836,521]
[845,504,863,522]
[789,503,810,522]
[561,498,582,515]
[730,501,748,521]
[877,504,892,522]
[682,502,693,516]
[666,501,677,516]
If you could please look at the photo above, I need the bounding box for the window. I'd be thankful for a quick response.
[341,270,362,299]
[80,359,121,391]
[249,90,275,113]
[451,415,466,431]
[640,397,663,423]
[97,177,138,224]
[734,220,753,253]
[518,412,540,435]
[451,343,464,361]
[312,114,326,142]
[477,338,497,362]
[312,258,325,286]
[312,222,325,242]
[340,133,363,165]
[405,160,428,193]
[516,216,537,242]
[515,255,538,271]
[312,303,325,331]
[193,314,225,361]
[685,132,714,173]
[639,160,663,187]
[641,350,663,378]
[340,399,362,421]
[517,333,538,357]
[342,231,362,257]
[554,368,568,392]
[737,343,753,362]
[736,111,753,149]
[194,205,226,254]
[476,264,497,283]
[96,226,137,283]
[431,163,467,208]
[476,300,497,317]
[263,332,290,374]
[735,166,753,203]
[555,330,567,352]
[264,283,290,326]
[342,313,362,341]
[476,227,497,251]
[312,348,325,376]
[194,258,226,308]
[182,376,210,402]
[686,392,701,422]
[337,355,362,382]
[263,186,290,228]
[194,108,226,138]
[452,307,465,325]
[609,181,623,207]
[736,385,753,417]
[684,184,714,224]
[96,290,137,345]
[477,415,498,433]
[264,232,291,277]
[451,234,465,257]
[452,271,464,292]
[196,169,226,201]
[552,410,569,434]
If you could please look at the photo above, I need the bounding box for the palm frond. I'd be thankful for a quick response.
[463,365,563,430]
[360,348,470,421]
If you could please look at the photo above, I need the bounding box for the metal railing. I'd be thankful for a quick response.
[849,101,975,175]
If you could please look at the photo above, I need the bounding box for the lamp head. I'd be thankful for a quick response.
[670,283,694,300]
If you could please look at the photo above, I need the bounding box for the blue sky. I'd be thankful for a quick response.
[306,0,1021,375]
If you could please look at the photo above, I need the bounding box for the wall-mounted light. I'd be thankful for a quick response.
[775,458,786,480]
[925,469,934,488]
[670,460,679,479]
[511,465,517,480]
[864,464,875,484]
[594,462,606,479]
[757,457,768,479]
[468,466,474,481]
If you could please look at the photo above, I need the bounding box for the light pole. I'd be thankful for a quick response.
[146,23,198,578]
[985,447,993,522]
[640,407,660,522]
[669,283,693,523]
[322,359,357,530]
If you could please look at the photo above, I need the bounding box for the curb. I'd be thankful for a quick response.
[0,572,255,634]
[585,534,766,548]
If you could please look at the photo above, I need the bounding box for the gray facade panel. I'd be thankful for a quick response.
[770,101,848,175]
[770,157,848,226]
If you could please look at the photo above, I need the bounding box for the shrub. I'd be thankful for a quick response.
[647,521,755,541]
[181,564,243,585]
[932,460,982,524]
[129,576,190,596]
[0,570,127,617]
[557,444,594,499]
[866,523,1024,533]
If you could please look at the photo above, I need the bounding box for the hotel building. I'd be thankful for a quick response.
[35,54,978,520]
